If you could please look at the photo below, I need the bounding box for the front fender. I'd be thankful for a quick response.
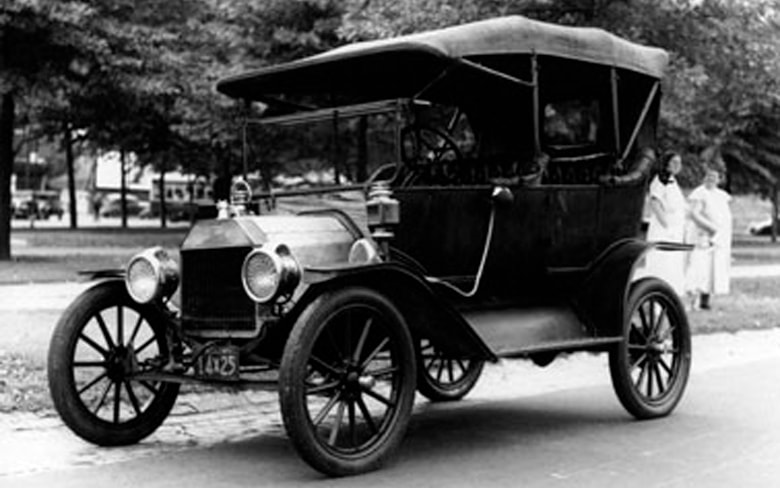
[77,268,125,281]
[290,263,496,362]
[64,277,175,323]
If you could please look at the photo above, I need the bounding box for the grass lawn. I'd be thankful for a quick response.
[691,275,780,333]
[3,191,780,282]
[2,228,188,284]
[1,192,365,284]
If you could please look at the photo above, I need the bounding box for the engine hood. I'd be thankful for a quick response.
[181,215,359,267]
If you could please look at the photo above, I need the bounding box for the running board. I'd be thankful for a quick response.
[462,306,620,358]
[133,372,278,390]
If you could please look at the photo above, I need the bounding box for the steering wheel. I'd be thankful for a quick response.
[400,125,463,170]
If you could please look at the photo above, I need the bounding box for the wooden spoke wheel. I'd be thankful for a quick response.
[610,278,691,419]
[417,339,484,402]
[48,281,179,446]
[279,287,416,476]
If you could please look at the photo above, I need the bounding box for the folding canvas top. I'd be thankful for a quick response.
[217,15,668,102]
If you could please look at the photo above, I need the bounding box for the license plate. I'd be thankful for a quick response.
[195,345,240,381]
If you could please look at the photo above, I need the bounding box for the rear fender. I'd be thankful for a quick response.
[574,238,674,336]
[287,263,496,362]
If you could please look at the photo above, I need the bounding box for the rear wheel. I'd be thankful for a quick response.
[279,287,416,476]
[48,281,179,446]
[416,339,484,401]
[610,278,691,419]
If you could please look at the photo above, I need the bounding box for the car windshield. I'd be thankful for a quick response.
[225,18,669,196]
[241,99,481,195]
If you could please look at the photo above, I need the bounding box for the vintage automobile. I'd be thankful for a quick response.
[48,16,691,476]
[748,215,776,236]
[11,189,64,220]
[98,193,148,218]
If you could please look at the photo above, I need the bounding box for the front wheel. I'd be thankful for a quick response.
[279,287,416,476]
[48,280,180,446]
[609,278,691,419]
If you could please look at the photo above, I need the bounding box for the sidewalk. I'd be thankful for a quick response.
[3,262,778,315]
[731,263,780,278]
[3,263,778,303]
[2,263,776,358]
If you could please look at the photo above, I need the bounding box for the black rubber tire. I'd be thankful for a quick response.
[609,278,691,419]
[416,339,484,402]
[48,280,180,446]
[279,287,416,476]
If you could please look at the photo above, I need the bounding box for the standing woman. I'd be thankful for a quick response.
[686,168,733,309]
[644,151,687,295]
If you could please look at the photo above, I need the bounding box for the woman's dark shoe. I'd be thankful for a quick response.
[699,293,711,310]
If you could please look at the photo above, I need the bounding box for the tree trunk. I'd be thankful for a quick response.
[0,92,15,261]
[120,149,127,229]
[159,165,167,228]
[64,123,78,229]
[772,186,778,243]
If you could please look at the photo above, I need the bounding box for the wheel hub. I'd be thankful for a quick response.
[358,375,376,389]
[342,365,374,395]
[106,345,137,381]
[647,339,669,355]
[346,371,360,384]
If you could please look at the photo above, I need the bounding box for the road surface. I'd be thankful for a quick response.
[2,329,780,487]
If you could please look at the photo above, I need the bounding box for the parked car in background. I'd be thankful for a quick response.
[748,216,775,236]
[142,200,199,222]
[35,190,64,219]
[11,189,64,220]
[98,193,148,218]
[11,190,35,219]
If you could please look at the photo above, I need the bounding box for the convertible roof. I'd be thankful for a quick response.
[217,15,668,103]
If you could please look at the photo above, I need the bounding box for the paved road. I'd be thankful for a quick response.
[2,329,780,487]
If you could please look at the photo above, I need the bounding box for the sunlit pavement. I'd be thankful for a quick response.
[731,263,780,278]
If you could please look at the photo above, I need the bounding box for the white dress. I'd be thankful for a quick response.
[642,175,687,295]
[685,185,732,295]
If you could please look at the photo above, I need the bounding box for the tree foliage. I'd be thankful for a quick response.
[606,0,780,190]
[2,0,780,258]
[1,0,109,256]
[341,0,780,189]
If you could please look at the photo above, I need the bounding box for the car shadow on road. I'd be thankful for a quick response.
[189,384,661,484]
[398,387,637,460]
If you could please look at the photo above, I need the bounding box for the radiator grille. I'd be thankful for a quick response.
[181,247,256,334]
